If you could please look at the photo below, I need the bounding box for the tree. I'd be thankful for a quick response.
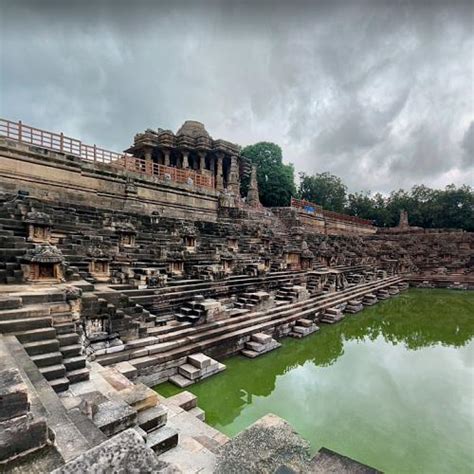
[299,172,347,212]
[241,142,296,207]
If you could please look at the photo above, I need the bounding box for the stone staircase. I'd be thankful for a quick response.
[170,353,226,387]
[274,285,309,305]
[241,332,281,358]
[93,276,402,379]
[0,291,89,393]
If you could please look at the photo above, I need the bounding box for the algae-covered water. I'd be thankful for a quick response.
[156,289,474,473]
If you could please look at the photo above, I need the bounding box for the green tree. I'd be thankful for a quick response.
[299,172,347,212]
[240,142,296,207]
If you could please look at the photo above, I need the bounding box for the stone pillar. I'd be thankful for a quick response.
[227,155,240,194]
[182,151,189,169]
[163,150,170,167]
[247,165,261,207]
[215,152,224,190]
[198,151,206,172]
[144,147,153,175]
[210,156,215,172]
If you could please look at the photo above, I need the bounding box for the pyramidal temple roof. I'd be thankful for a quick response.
[176,120,211,139]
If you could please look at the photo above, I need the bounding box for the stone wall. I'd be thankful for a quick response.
[272,207,376,236]
[0,138,219,222]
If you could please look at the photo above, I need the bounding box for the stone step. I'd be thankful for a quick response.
[63,355,87,371]
[15,326,57,343]
[60,343,82,358]
[146,426,178,455]
[137,405,167,433]
[67,367,90,384]
[23,338,60,356]
[50,377,70,393]
[0,316,52,332]
[54,321,76,335]
[0,296,22,310]
[31,351,63,368]
[188,406,205,421]
[57,332,80,347]
[0,305,50,321]
[39,363,66,381]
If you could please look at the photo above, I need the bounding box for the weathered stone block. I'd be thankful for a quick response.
[137,405,167,432]
[178,363,201,380]
[251,333,272,344]
[117,383,158,412]
[0,368,29,422]
[146,426,178,455]
[0,413,50,462]
[187,352,211,369]
[93,400,137,437]
[52,429,168,473]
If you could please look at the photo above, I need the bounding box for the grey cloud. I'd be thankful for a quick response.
[461,121,474,167]
[0,0,472,193]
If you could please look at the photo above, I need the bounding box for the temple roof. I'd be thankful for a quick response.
[176,121,211,139]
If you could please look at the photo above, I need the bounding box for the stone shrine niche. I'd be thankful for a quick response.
[116,223,137,248]
[25,211,52,243]
[23,244,64,282]
[169,260,184,275]
[87,243,111,282]
[184,236,197,252]
[227,238,239,252]
[120,232,135,247]
[286,252,301,270]
[89,259,110,281]
[222,257,234,273]
[300,241,314,270]
[85,317,110,339]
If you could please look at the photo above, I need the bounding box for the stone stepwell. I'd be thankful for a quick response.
[93,275,403,384]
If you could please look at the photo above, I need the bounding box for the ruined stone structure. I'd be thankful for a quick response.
[0,118,472,472]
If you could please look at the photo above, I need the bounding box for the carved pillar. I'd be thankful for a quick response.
[198,151,206,171]
[227,155,240,194]
[210,156,215,172]
[215,152,224,190]
[163,149,170,167]
[144,147,153,175]
[247,165,261,207]
[182,151,189,169]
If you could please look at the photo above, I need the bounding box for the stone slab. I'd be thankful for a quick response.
[93,400,137,437]
[113,361,138,380]
[187,352,211,369]
[0,413,51,462]
[137,405,167,432]
[167,391,197,411]
[178,363,201,380]
[0,368,29,422]
[51,429,170,473]
[116,383,158,412]
[146,426,179,455]
[251,332,272,344]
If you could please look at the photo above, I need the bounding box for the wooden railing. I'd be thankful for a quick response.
[291,197,373,226]
[290,197,323,212]
[114,155,214,188]
[322,210,373,226]
[0,118,215,189]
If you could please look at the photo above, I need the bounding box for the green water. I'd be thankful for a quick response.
[156,289,474,473]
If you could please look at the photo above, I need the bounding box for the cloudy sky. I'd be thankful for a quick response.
[1,0,472,193]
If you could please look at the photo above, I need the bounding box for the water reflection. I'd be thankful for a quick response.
[165,290,474,431]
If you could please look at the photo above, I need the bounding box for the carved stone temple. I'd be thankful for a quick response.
[0,117,471,472]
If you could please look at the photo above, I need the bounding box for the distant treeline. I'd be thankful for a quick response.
[241,142,474,231]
